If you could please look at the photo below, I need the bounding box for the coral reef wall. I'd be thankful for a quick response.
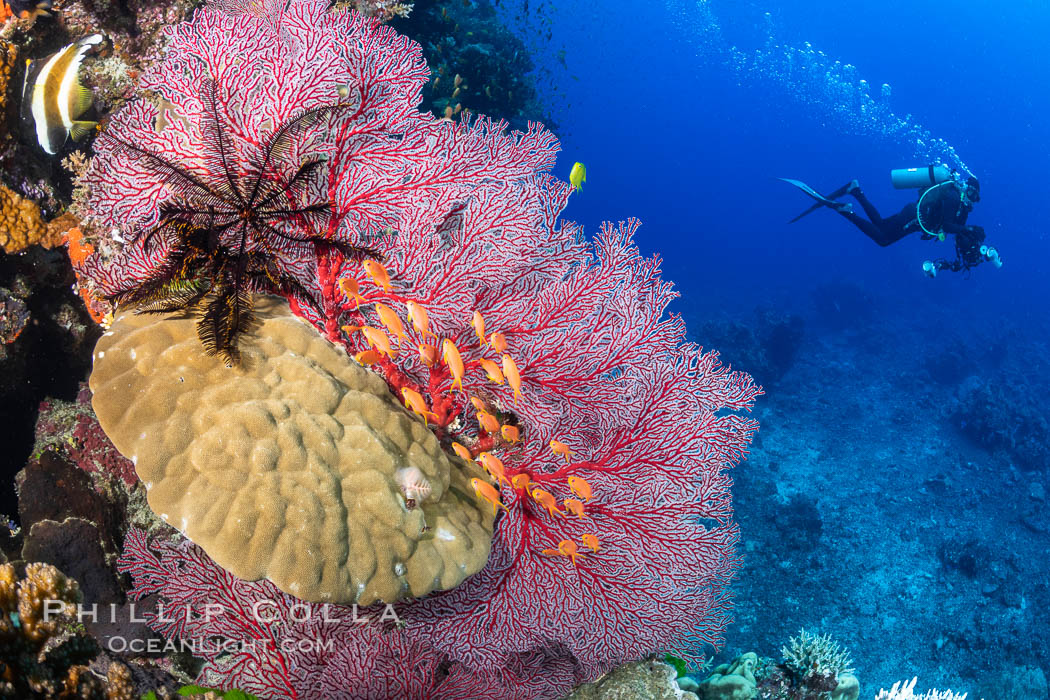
[56,0,762,696]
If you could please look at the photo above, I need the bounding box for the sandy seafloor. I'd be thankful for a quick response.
[683,287,1050,699]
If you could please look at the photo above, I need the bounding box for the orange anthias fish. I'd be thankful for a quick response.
[567,476,593,502]
[471,477,508,515]
[581,533,601,553]
[478,452,510,486]
[550,440,574,463]
[563,498,587,519]
[338,277,364,307]
[363,259,392,291]
[469,396,487,411]
[452,442,473,461]
[354,349,382,365]
[361,326,396,358]
[511,473,531,491]
[442,339,465,392]
[339,277,360,296]
[418,343,439,367]
[530,488,562,517]
[476,410,500,434]
[406,301,432,338]
[500,424,520,443]
[479,357,505,384]
[471,311,487,347]
[401,387,437,426]
[489,332,508,353]
[542,539,585,565]
[375,303,407,346]
[501,354,522,404]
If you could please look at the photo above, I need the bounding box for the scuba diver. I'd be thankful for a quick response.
[780,165,1003,277]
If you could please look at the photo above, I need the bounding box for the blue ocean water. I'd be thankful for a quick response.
[500,0,1050,696]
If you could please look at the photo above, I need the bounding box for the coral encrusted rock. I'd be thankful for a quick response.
[566,659,700,700]
[1,183,47,254]
[89,296,494,604]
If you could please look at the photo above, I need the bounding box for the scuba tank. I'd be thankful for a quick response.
[892,164,965,240]
[891,164,954,189]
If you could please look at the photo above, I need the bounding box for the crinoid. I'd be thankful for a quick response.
[100,79,378,366]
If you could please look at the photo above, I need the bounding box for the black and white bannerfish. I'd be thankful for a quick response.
[20,33,103,155]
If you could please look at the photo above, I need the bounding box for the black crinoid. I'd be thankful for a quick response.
[100,79,378,366]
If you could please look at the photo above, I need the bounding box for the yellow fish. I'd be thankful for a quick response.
[442,339,465,392]
[451,442,473,461]
[471,478,508,515]
[401,387,437,426]
[22,34,102,155]
[569,161,586,193]
[542,539,585,565]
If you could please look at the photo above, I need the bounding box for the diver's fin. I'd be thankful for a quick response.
[779,178,832,202]
[788,200,827,224]
[780,178,854,223]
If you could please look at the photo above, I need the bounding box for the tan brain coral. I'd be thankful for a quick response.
[89,296,495,604]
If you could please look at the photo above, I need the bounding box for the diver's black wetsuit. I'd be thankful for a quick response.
[840,181,972,246]
[839,181,987,272]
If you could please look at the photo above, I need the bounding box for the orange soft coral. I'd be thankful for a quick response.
[63,226,112,325]
[63,225,95,265]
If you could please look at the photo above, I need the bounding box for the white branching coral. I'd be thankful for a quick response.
[875,677,972,700]
[339,0,412,21]
[781,628,855,678]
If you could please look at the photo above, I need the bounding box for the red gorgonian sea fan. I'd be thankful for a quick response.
[86,0,763,697]
[119,527,580,699]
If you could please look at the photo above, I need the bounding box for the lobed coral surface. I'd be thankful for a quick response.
[91,296,495,605]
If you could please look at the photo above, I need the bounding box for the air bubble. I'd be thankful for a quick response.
[664,0,973,176]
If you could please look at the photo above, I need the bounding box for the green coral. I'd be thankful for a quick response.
[698,652,759,699]
[698,642,860,700]
[666,654,690,678]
